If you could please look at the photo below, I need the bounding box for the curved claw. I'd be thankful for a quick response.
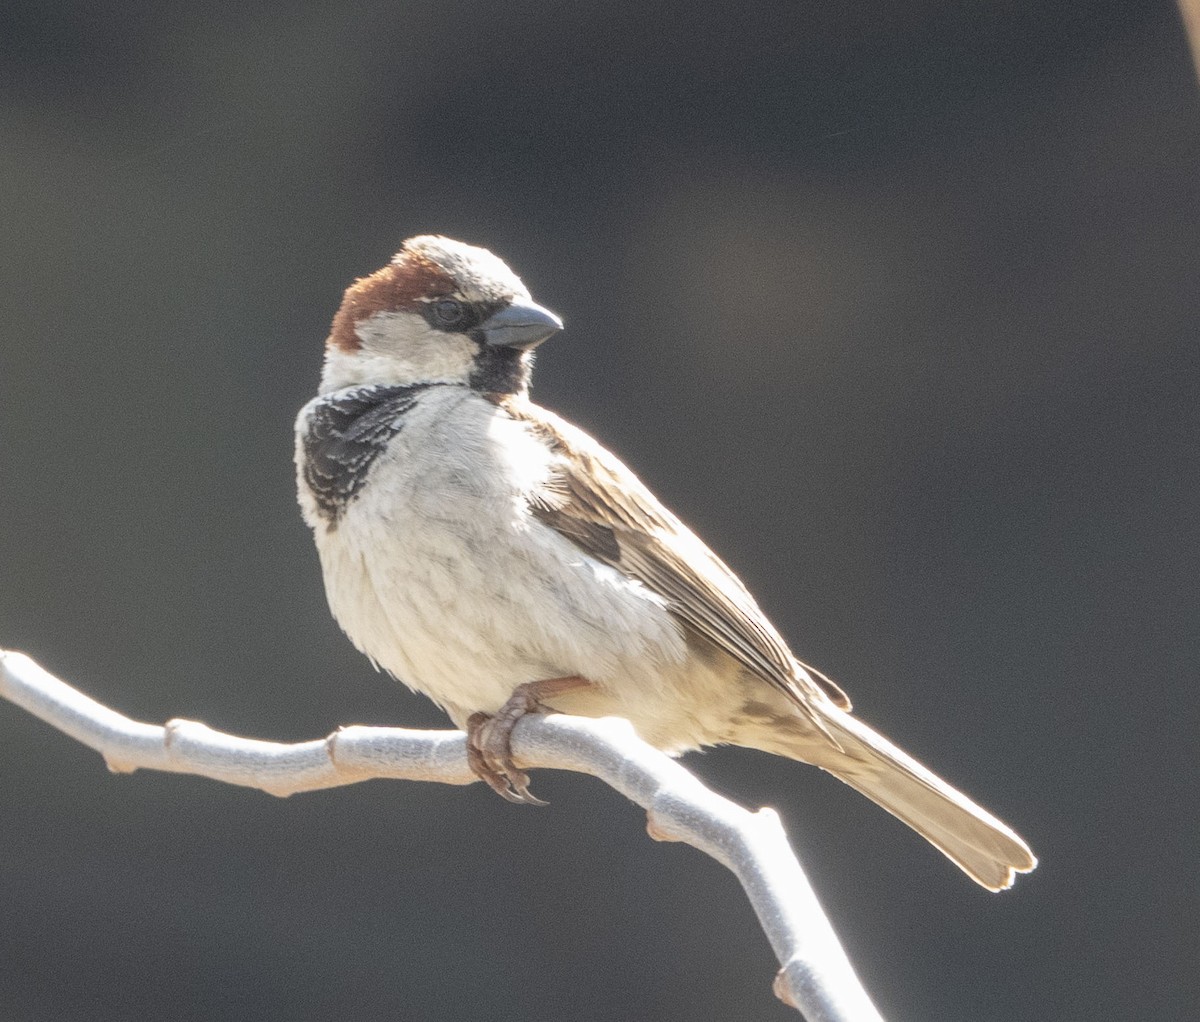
[465,713,531,803]
[465,709,548,805]
[462,676,592,806]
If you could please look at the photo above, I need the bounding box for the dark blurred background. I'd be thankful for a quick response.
[2,1,1198,1019]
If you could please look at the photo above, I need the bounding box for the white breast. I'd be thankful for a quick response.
[296,387,689,726]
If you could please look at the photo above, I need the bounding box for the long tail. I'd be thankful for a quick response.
[783,706,1037,890]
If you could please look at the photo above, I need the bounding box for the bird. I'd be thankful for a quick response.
[295,234,1037,891]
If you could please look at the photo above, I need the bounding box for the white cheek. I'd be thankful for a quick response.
[320,311,478,392]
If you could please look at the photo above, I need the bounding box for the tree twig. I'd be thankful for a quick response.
[0,648,884,1022]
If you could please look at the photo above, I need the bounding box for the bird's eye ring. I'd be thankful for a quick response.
[432,298,467,328]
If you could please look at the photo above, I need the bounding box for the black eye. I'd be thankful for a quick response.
[431,298,467,328]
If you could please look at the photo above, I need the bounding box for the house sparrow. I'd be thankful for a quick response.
[295,235,1036,891]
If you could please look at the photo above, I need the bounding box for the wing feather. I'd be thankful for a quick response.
[506,399,850,713]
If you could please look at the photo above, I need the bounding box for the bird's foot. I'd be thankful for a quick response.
[465,675,590,806]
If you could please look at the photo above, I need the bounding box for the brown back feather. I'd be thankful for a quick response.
[504,398,851,714]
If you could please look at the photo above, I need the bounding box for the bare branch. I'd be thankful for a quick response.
[0,648,884,1021]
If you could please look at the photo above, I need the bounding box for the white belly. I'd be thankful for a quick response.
[300,388,697,734]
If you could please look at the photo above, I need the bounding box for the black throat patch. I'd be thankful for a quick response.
[468,344,532,396]
[300,384,429,526]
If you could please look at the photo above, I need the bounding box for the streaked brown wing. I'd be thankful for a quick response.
[507,399,850,712]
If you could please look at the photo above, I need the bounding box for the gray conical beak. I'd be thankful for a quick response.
[479,301,563,350]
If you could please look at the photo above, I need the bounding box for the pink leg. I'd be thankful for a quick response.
[465,675,591,805]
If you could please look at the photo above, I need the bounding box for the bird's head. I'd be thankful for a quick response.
[320,235,563,396]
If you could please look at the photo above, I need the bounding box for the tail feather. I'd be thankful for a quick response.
[803,707,1036,891]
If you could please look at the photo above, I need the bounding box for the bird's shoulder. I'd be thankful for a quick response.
[498,397,851,711]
